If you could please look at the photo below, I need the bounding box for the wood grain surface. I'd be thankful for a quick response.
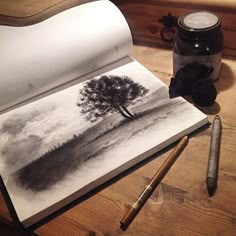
[0,0,92,26]
[113,0,236,12]
[0,45,235,235]
[112,0,236,57]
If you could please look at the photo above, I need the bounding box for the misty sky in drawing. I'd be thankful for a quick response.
[0,61,164,175]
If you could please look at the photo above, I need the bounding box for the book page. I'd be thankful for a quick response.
[0,0,132,112]
[0,59,208,227]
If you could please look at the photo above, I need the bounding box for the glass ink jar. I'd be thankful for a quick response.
[173,11,223,81]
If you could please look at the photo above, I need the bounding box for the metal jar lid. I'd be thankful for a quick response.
[178,11,221,37]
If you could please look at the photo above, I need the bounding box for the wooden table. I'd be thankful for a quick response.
[0,45,235,235]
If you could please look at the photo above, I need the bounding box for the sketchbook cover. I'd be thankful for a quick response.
[0,59,208,227]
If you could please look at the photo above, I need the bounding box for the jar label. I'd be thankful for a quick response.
[173,51,222,80]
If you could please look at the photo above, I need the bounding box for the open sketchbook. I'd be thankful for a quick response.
[0,0,208,229]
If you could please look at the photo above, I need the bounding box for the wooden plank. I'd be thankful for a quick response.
[113,0,236,13]
[0,0,92,26]
[113,0,236,57]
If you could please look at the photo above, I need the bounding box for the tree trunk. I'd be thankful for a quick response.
[116,106,132,119]
[122,106,135,118]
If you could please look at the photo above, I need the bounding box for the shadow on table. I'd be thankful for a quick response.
[215,62,235,92]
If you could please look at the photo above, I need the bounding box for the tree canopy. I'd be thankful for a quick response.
[77,75,149,122]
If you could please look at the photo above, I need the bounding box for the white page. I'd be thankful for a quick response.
[0,59,208,227]
[0,0,132,112]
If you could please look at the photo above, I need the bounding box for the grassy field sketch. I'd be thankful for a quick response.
[14,74,151,191]
[0,60,206,223]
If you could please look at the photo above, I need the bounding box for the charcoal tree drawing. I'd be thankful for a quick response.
[0,60,207,224]
[78,75,149,121]
[13,74,154,191]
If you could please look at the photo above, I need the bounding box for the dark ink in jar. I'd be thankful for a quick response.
[173,11,223,81]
